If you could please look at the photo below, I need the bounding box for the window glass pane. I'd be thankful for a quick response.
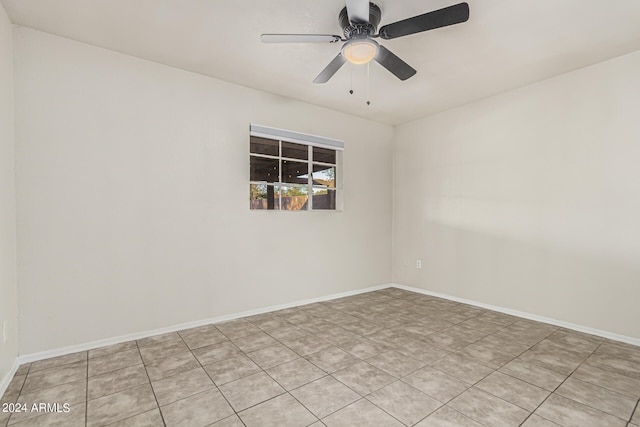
[280,185,308,211]
[250,184,279,210]
[313,146,336,164]
[281,142,308,160]
[250,136,279,156]
[312,164,335,188]
[282,160,308,185]
[312,188,336,210]
[250,156,279,182]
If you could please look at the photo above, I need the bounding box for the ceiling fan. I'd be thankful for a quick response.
[261,0,470,83]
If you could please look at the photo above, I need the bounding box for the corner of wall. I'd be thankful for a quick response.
[0,0,20,397]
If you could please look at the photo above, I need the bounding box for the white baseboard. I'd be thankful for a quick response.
[17,281,638,366]
[18,283,391,364]
[0,359,19,402]
[391,283,640,347]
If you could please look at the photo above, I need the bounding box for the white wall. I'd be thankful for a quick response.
[13,28,393,355]
[393,50,640,339]
[0,3,18,383]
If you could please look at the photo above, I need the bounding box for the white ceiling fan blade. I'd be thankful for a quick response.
[346,0,370,24]
[261,34,341,44]
[313,54,347,83]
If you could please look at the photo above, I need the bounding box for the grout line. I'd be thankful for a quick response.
[135,340,167,427]
[629,398,639,424]
[197,325,248,426]
[84,351,88,427]
[518,341,605,426]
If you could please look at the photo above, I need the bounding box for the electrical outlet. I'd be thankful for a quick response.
[416,260,422,269]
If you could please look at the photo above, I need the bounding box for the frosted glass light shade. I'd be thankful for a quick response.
[342,38,379,65]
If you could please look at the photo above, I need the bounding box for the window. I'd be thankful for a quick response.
[249,124,343,211]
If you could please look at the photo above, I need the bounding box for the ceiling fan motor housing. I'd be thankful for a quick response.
[339,3,381,39]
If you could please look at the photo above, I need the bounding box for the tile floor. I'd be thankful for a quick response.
[1,288,639,426]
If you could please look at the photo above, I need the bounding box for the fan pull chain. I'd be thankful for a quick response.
[366,62,371,106]
[349,63,354,95]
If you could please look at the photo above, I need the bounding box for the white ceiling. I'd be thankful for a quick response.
[3,0,640,125]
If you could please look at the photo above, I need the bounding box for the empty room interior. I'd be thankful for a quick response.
[1,0,640,426]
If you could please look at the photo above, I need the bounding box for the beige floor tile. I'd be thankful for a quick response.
[15,364,31,376]
[9,403,85,427]
[108,408,164,426]
[151,367,214,406]
[367,329,413,347]
[337,338,389,359]
[211,415,245,426]
[178,324,228,350]
[449,387,529,427]
[280,334,333,356]
[341,320,384,336]
[332,361,396,396]
[29,352,87,373]
[519,341,589,376]
[138,338,189,363]
[584,353,640,380]
[571,363,640,397]
[87,383,157,427]
[203,354,261,385]
[414,405,484,427]
[324,311,361,326]
[144,352,200,381]
[520,414,563,426]
[597,342,640,366]
[88,341,137,360]
[191,340,243,366]
[88,349,142,377]
[219,372,285,411]
[476,371,549,411]
[239,393,317,427]
[266,358,325,390]
[631,405,639,425]
[499,359,567,391]
[431,354,494,385]
[2,374,26,402]
[267,325,307,341]
[421,332,473,351]
[137,332,180,348]
[216,319,262,340]
[290,376,360,418]
[476,335,530,357]
[247,344,299,369]
[456,342,516,369]
[534,393,626,427]
[394,340,450,364]
[545,330,602,353]
[247,315,291,331]
[232,331,278,353]
[367,350,425,378]
[555,377,636,420]
[305,346,361,374]
[22,362,87,394]
[10,379,86,424]
[160,389,233,427]
[367,380,442,425]
[322,399,404,427]
[402,366,469,403]
[475,311,519,327]
[87,365,149,400]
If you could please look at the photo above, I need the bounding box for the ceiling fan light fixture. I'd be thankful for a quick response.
[342,38,378,64]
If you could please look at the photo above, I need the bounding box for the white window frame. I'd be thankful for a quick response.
[250,124,343,211]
